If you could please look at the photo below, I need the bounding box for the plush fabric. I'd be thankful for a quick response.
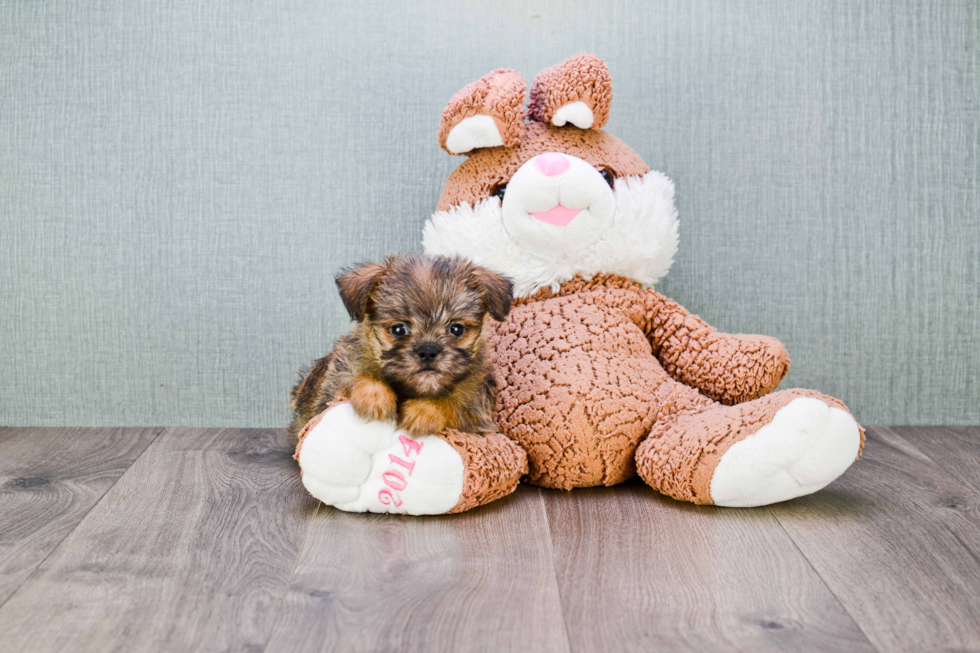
[528,53,612,129]
[294,400,525,515]
[706,396,863,507]
[434,121,649,212]
[550,101,595,129]
[425,170,679,299]
[440,429,528,513]
[295,54,864,514]
[489,272,862,500]
[438,69,526,154]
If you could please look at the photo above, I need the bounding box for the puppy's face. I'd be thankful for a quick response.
[337,255,513,398]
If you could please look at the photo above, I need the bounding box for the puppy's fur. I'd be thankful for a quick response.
[289,253,513,439]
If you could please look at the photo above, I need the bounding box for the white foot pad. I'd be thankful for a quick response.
[710,397,861,507]
[297,403,464,515]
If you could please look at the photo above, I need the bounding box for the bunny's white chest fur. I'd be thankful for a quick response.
[424,170,681,298]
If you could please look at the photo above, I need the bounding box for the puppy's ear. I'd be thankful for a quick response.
[528,54,612,130]
[471,266,514,322]
[438,69,526,155]
[335,262,385,321]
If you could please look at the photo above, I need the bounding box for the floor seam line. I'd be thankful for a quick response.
[766,504,883,653]
[0,426,166,614]
[262,498,320,653]
[539,488,576,653]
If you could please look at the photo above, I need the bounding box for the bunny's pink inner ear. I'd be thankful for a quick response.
[528,54,612,130]
[437,69,526,155]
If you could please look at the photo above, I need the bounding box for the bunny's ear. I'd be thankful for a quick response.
[438,69,526,155]
[528,54,612,130]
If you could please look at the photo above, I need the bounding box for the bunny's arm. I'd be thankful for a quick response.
[525,274,790,405]
[584,283,790,405]
[630,288,790,404]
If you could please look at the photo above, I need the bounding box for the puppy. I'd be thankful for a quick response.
[289,253,513,439]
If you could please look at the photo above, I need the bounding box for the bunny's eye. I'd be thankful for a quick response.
[599,169,615,188]
[493,185,507,202]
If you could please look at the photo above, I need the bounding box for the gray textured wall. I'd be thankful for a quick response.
[1,1,977,427]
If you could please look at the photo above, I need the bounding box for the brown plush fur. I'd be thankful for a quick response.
[435,121,649,212]
[437,68,527,152]
[293,55,861,514]
[527,53,613,129]
[289,254,513,439]
[427,55,863,504]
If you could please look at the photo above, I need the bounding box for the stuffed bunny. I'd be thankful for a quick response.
[294,55,863,514]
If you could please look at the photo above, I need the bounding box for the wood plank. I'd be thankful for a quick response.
[0,427,159,607]
[0,427,316,653]
[265,486,570,653]
[544,481,875,653]
[771,426,980,652]
[894,426,980,493]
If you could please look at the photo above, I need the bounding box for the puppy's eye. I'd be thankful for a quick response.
[599,169,615,188]
[492,185,507,202]
[448,323,465,337]
[389,324,409,338]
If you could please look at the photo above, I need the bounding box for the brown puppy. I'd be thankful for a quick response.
[289,253,513,439]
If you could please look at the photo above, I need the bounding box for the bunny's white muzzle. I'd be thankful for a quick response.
[501,152,616,255]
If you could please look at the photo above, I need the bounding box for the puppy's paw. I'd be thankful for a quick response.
[399,399,450,437]
[347,376,397,423]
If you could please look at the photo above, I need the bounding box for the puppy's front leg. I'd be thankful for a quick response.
[345,375,398,422]
[399,398,452,437]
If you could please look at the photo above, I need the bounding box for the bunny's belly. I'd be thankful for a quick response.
[491,294,669,489]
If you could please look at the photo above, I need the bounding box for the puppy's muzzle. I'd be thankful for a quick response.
[416,343,442,367]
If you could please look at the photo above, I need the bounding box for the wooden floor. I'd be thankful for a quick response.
[0,426,978,652]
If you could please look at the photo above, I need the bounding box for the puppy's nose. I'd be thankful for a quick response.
[534,152,570,177]
[416,343,441,363]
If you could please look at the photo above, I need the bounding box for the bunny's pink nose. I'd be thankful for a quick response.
[534,152,570,177]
